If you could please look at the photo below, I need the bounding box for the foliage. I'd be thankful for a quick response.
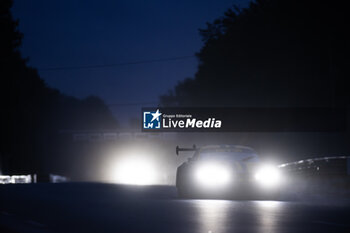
[160,0,348,107]
[0,0,117,174]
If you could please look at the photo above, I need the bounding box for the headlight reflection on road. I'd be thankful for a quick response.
[193,200,285,233]
[195,200,231,233]
[254,201,284,233]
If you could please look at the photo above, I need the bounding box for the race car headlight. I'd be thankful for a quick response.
[254,165,281,187]
[114,157,157,185]
[195,163,231,187]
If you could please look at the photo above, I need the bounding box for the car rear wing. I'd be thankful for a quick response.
[176,145,198,156]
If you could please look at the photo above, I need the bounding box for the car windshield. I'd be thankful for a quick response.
[199,148,259,162]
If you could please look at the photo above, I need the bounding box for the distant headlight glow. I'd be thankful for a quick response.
[114,158,157,185]
[195,163,231,187]
[254,165,281,187]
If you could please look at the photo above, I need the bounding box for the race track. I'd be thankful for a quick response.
[1,183,349,233]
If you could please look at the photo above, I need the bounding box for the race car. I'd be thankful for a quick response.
[176,145,283,199]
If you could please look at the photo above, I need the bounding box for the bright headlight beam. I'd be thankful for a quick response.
[254,165,281,187]
[114,158,157,185]
[195,163,231,187]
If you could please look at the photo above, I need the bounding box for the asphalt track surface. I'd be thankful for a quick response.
[0,183,350,233]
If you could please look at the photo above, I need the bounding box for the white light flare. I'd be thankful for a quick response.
[195,163,231,187]
[254,165,281,187]
[113,157,157,185]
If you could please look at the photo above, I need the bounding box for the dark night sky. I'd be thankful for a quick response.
[12,0,250,125]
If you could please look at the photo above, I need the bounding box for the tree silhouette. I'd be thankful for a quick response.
[0,0,118,175]
[160,0,348,108]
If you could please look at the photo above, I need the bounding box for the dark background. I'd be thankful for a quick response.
[1,0,349,180]
[10,0,249,123]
